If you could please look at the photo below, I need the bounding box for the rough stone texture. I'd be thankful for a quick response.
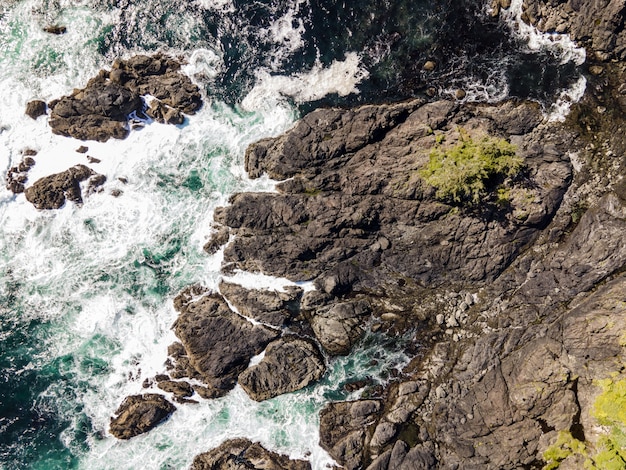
[207,89,626,469]
[48,53,201,141]
[6,156,35,194]
[109,394,175,439]
[216,99,571,289]
[305,298,371,355]
[169,286,279,396]
[191,438,311,470]
[25,100,47,119]
[521,0,626,60]
[319,400,382,470]
[24,164,105,209]
[219,281,302,328]
[238,336,326,401]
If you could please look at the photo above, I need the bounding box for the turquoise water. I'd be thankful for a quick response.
[0,0,585,468]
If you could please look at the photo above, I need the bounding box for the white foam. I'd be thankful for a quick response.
[499,0,586,66]
[547,75,587,122]
[222,270,316,293]
[263,0,308,70]
[241,52,369,111]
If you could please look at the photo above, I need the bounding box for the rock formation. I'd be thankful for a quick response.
[24,164,105,209]
[191,438,311,470]
[47,53,202,142]
[109,394,175,439]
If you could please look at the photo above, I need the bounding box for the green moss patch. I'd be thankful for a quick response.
[419,130,523,205]
[543,431,587,470]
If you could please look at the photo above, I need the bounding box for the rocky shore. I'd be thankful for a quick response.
[16,1,626,468]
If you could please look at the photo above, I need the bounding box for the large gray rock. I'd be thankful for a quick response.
[319,400,382,470]
[109,394,175,439]
[170,286,280,396]
[238,336,326,401]
[219,281,302,328]
[192,438,311,470]
[215,99,572,290]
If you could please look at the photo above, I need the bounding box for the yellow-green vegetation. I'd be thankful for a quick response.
[542,377,626,470]
[585,378,626,469]
[419,130,523,205]
[543,431,587,470]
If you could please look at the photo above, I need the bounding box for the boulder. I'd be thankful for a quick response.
[319,400,382,470]
[24,164,105,209]
[47,53,202,141]
[25,100,47,119]
[191,438,311,470]
[219,281,302,328]
[109,394,175,439]
[238,336,326,401]
[170,287,280,395]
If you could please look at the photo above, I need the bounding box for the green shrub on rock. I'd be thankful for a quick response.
[419,131,523,205]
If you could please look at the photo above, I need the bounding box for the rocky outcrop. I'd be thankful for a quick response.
[109,394,175,439]
[218,281,301,328]
[24,164,105,209]
[6,156,35,194]
[216,99,570,291]
[47,54,201,142]
[168,286,280,397]
[191,438,311,470]
[520,0,626,60]
[319,400,382,470]
[238,336,326,401]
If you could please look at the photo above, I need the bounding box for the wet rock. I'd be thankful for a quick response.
[43,25,66,35]
[76,146,88,153]
[422,60,436,71]
[109,394,175,439]
[48,53,202,141]
[25,100,47,119]
[203,225,230,254]
[170,287,279,396]
[24,164,104,209]
[238,336,326,401]
[521,0,626,60]
[156,380,193,398]
[219,281,301,328]
[191,438,311,470]
[6,157,35,194]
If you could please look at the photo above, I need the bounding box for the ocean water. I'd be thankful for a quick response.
[0,1,585,469]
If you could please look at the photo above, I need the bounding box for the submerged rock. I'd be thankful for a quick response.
[191,438,311,470]
[109,394,175,440]
[238,336,326,401]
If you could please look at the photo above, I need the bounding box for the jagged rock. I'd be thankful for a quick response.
[219,281,301,328]
[216,99,571,291]
[25,100,47,119]
[191,438,311,470]
[109,394,175,439]
[48,53,201,141]
[305,299,370,355]
[238,336,325,401]
[170,287,279,396]
[6,157,35,194]
[203,225,230,254]
[319,400,382,470]
[24,164,104,209]
[156,379,193,398]
[521,0,626,60]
